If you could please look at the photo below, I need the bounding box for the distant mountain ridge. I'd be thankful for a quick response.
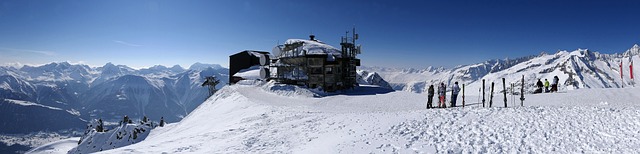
[361,44,640,94]
[0,62,229,134]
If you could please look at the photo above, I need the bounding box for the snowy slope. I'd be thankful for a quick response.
[2,132,77,154]
[25,137,79,154]
[88,81,640,153]
[67,123,153,154]
[362,44,640,94]
[80,75,188,122]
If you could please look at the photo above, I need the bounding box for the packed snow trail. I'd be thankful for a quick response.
[98,81,640,153]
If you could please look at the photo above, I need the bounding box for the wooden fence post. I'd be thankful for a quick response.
[482,79,486,107]
[462,83,465,107]
[490,82,494,107]
[503,78,507,108]
[520,75,525,106]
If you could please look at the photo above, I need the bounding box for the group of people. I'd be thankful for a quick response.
[426,82,461,109]
[535,76,560,93]
[426,76,560,108]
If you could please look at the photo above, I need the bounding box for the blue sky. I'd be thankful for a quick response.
[1,0,640,69]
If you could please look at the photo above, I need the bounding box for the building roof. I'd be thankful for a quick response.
[277,39,342,58]
[230,50,270,58]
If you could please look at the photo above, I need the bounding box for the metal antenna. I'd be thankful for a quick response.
[201,76,220,98]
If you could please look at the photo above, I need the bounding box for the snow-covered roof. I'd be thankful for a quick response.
[232,65,261,80]
[279,39,342,58]
[247,50,267,58]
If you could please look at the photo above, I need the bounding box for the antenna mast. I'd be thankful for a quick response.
[201,76,220,98]
[339,26,362,89]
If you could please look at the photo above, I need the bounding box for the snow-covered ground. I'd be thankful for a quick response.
[51,81,638,153]
[1,132,76,151]
[25,137,79,154]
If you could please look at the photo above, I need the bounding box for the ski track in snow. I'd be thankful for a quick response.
[84,82,640,153]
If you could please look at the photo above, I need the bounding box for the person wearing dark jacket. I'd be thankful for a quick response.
[551,76,559,92]
[451,82,461,107]
[427,85,434,109]
[535,79,544,93]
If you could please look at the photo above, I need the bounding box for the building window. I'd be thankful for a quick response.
[308,58,322,66]
[309,67,322,74]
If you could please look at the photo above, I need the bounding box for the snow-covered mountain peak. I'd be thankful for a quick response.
[357,70,393,89]
[189,62,223,71]
[425,66,435,72]
[99,65,121,77]
[15,61,94,82]
[538,51,549,56]
[170,65,185,72]
[554,50,570,56]
[45,61,71,69]
[567,48,588,57]
[20,61,81,71]
[149,65,168,70]
[102,62,116,68]
[623,44,640,57]
[98,62,133,77]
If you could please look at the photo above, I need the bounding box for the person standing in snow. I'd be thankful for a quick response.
[544,79,550,93]
[450,82,461,107]
[551,76,559,92]
[535,79,544,94]
[427,85,435,109]
[438,83,447,108]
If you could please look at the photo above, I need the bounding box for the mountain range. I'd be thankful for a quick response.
[361,44,640,94]
[0,62,228,134]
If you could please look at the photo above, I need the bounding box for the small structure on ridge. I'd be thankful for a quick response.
[201,76,220,97]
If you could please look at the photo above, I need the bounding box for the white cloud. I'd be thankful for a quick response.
[0,47,56,56]
[113,40,143,47]
[1,62,25,68]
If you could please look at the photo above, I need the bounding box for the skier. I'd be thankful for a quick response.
[551,76,559,92]
[427,85,434,109]
[544,79,550,93]
[450,82,461,107]
[438,82,447,108]
[535,79,543,94]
